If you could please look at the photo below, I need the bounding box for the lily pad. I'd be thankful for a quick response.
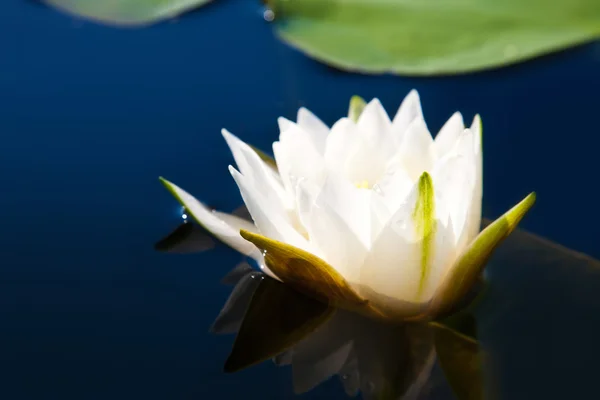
[42,0,212,26]
[266,0,600,75]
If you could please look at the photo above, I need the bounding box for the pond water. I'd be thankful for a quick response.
[1,0,600,399]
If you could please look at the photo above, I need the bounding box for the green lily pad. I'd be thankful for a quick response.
[42,0,212,26]
[224,276,335,372]
[266,0,600,75]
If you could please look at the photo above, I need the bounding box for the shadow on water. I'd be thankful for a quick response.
[155,210,600,399]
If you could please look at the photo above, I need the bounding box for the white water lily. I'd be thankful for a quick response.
[160,90,535,321]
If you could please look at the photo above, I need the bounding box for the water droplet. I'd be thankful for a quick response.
[181,213,188,220]
[341,374,349,380]
[263,8,275,22]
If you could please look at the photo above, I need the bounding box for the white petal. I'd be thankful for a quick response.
[222,129,289,211]
[434,129,477,252]
[356,98,392,138]
[296,179,368,283]
[360,182,422,303]
[374,162,414,215]
[229,166,311,252]
[465,115,483,246]
[297,107,329,154]
[325,117,389,185]
[357,98,396,163]
[317,174,372,249]
[433,112,465,158]
[273,123,326,203]
[159,179,261,260]
[278,117,293,134]
[396,118,435,180]
[360,178,455,303]
[324,118,360,174]
[391,89,424,144]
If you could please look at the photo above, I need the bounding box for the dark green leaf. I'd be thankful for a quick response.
[266,0,600,75]
[43,0,212,27]
[224,276,335,373]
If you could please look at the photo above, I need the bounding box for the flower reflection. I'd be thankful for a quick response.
[210,263,483,400]
[155,214,600,399]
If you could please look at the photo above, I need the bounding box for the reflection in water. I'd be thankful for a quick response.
[210,265,481,400]
[155,211,600,399]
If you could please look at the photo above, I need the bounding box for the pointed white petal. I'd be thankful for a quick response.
[374,162,414,215]
[297,107,329,154]
[396,118,435,180]
[273,122,326,203]
[277,117,294,134]
[435,128,477,251]
[356,98,392,138]
[465,115,483,245]
[357,98,396,163]
[324,118,360,174]
[296,180,368,283]
[159,178,261,259]
[317,174,372,249]
[361,173,455,303]
[229,166,310,252]
[433,112,465,158]
[222,129,289,211]
[391,90,424,144]
[360,180,422,303]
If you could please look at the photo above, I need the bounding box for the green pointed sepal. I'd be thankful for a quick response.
[224,276,335,372]
[348,95,367,122]
[429,192,536,318]
[239,230,370,309]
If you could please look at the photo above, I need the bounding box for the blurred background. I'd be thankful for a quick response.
[1,0,599,398]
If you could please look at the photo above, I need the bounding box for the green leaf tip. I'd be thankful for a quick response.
[431,191,536,317]
[413,172,437,299]
[348,95,367,122]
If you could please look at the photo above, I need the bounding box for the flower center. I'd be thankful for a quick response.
[354,180,370,189]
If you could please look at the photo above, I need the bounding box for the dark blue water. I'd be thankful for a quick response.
[1,0,600,398]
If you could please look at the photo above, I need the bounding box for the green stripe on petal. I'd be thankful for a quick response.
[239,229,368,308]
[412,172,437,299]
[348,95,367,122]
[431,192,536,318]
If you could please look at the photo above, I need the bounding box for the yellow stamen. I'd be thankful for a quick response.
[355,180,370,189]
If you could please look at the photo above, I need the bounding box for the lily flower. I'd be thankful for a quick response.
[160,90,535,321]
